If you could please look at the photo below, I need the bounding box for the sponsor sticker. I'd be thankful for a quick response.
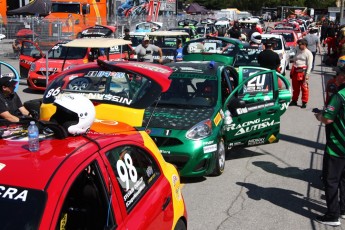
[203,144,217,153]
[248,138,265,146]
[214,112,222,126]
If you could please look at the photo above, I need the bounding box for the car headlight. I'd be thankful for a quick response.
[186,119,212,140]
[29,63,36,72]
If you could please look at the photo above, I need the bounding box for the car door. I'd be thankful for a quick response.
[101,144,174,229]
[19,40,44,78]
[223,66,291,148]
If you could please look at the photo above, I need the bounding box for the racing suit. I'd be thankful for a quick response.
[290,47,313,104]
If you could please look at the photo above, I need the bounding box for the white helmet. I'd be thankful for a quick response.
[50,94,95,135]
[251,32,262,44]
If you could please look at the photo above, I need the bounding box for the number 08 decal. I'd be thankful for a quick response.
[116,153,138,191]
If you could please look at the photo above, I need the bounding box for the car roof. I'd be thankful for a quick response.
[270,29,297,34]
[63,38,132,48]
[261,34,283,39]
[0,135,92,190]
[0,126,142,190]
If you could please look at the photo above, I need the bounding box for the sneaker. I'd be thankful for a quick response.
[316,214,341,226]
[301,103,307,108]
[289,101,297,106]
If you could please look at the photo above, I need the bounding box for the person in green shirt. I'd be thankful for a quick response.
[314,66,345,226]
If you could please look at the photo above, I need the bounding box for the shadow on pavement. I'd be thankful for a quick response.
[236,182,326,219]
[226,147,264,160]
[23,87,44,94]
[252,161,323,189]
[280,134,325,150]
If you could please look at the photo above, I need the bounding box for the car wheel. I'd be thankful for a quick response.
[211,139,225,176]
[174,219,187,230]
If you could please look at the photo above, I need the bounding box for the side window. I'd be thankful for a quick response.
[240,72,274,96]
[56,161,115,230]
[278,75,288,90]
[221,69,232,103]
[106,145,161,212]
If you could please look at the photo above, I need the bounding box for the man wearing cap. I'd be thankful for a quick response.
[123,28,130,41]
[134,35,163,63]
[122,28,133,60]
[0,77,30,122]
[314,66,345,226]
[258,38,281,71]
[289,38,313,108]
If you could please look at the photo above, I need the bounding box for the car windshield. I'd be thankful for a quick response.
[276,32,294,42]
[186,39,238,55]
[233,47,261,67]
[51,3,80,14]
[81,26,114,38]
[48,43,87,59]
[196,27,211,34]
[262,38,282,50]
[0,185,46,228]
[43,65,162,109]
[158,74,218,108]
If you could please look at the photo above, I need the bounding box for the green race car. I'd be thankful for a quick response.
[140,60,292,177]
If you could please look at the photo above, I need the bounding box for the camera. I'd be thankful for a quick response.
[312,108,321,113]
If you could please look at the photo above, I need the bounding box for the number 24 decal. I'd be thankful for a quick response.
[247,75,266,87]
[117,154,138,191]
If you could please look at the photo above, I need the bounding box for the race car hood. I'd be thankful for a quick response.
[142,106,214,130]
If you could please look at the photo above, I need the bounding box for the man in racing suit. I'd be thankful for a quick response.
[289,38,313,108]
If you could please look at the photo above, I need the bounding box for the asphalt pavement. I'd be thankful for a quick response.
[0,40,340,229]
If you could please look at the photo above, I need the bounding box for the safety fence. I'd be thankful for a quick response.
[0,13,213,57]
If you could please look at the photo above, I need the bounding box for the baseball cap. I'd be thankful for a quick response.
[0,77,18,87]
[143,35,150,41]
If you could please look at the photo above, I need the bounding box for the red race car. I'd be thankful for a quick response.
[20,37,133,91]
[0,62,187,229]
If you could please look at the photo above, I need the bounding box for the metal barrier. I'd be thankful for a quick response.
[0,13,214,57]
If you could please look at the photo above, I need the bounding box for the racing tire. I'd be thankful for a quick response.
[211,139,226,176]
[174,219,187,230]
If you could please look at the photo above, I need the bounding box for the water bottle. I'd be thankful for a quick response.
[224,110,233,125]
[28,121,39,152]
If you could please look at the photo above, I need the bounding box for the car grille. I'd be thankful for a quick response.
[151,136,183,147]
[31,79,47,87]
[38,70,57,77]
[163,155,189,170]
